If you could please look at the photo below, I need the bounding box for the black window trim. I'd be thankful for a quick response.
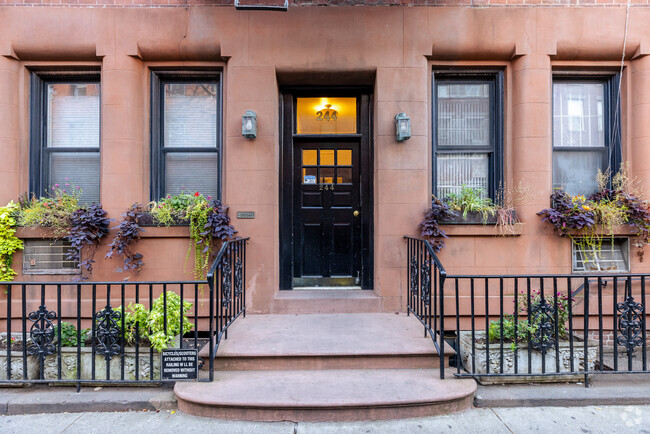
[29,71,101,200]
[432,70,504,201]
[552,73,622,191]
[149,70,223,202]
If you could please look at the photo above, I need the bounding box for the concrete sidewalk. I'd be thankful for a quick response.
[1,406,649,433]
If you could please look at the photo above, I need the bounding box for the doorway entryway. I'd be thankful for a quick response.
[280,89,373,290]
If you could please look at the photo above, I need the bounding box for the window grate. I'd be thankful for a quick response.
[22,239,79,275]
[572,238,629,273]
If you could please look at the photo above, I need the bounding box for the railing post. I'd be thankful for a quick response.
[439,269,446,380]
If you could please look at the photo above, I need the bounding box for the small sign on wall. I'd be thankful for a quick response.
[237,211,255,219]
[161,349,198,380]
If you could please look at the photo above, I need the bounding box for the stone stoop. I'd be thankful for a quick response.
[268,289,384,314]
[175,313,476,421]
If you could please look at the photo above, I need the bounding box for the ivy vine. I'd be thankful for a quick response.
[0,202,24,282]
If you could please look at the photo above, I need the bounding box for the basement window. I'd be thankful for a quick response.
[22,239,79,275]
[572,238,629,273]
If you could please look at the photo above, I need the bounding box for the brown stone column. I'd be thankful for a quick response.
[100,55,145,217]
[511,53,552,233]
[0,56,21,204]
[631,55,650,194]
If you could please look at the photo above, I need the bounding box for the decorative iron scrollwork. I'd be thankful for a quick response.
[420,261,431,306]
[27,305,57,359]
[410,256,418,295]
[530,297,557,353]
[221,256,232,307]
[95,305,122,361]
[234,258,243,298]
[616,296,644,356]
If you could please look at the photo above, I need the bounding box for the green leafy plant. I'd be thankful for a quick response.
[56,322,91,347]
[149,192,236,280]
[488,289,573,351]
[445,185,497,222]
[117,292,194,353]
[0,201,24,282]
[19,183,82,238]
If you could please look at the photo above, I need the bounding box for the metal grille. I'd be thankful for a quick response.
[22,239,79,275]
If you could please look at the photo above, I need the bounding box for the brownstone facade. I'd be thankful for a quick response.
[1,4,650,316]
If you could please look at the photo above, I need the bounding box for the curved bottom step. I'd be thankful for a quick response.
[175,369,476,422]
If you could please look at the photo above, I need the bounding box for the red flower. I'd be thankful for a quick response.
[194,192,200,197]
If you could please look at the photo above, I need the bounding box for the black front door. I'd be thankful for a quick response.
[293,142,361,286]
[280,90,372,289]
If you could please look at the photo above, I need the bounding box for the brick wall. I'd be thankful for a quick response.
[0,0,648,7]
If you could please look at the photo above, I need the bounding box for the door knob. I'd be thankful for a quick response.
[353,210,360,217]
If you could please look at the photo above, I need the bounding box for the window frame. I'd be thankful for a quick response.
[432,70,504,201]
[552,73,622,195]
[29,71,101,201]
[572,237,629,274]
[149,71,223,201]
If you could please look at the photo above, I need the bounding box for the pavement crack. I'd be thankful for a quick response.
[490,408,514,434]
[61,412,84,433]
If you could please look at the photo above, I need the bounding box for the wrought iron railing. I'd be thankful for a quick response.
[405,236,649,385]
[404,236,447,379]
[206,237,249,361]
[0,236,249,388]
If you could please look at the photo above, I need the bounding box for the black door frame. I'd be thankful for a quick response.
[279,87,373,290]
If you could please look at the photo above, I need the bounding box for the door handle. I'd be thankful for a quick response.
[353,210,360,217]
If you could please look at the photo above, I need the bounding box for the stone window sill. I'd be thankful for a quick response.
[440,222,524,237]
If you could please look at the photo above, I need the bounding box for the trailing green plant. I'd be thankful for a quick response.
[149,192,236,280]
[116,292,194,352]
[56,322,90,347]
[0,201,23,282]
[488,289,573,351]
[538,164,650,261]
[444,185,497,223]
[19,183,82,238]
[105,203,145,273]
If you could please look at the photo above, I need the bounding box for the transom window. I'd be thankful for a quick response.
[552,76,621,197]
[150,72,221,200]
[433,72,503,200]
[30,73,101,204]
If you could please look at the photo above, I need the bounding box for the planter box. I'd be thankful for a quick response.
[43,347,161,383]
[458,331,596,384]
[0,351,39,381]
[439,209,517,225]
[0,333,40,382]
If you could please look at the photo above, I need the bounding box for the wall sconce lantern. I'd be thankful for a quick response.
[395,112,411,142]
[242,110,257,139]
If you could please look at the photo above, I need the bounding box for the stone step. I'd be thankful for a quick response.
[268,289,383,314]
[174,369,477,421]
[199,313,451,370]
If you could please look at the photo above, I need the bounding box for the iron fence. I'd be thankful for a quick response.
[405,236,649,385]
[0,237,248,388]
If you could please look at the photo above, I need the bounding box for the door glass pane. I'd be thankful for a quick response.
[302,149,317,165]
[302,167,317,184]
[437,83,490,147]
[320,149,335,166]
[47,83,100,148]
[553,82,605,148]
[553,150,602,196]
[337,149,352,166]
[164,83,217,148]
[319,168,334,184]
[436,153,489,198]
[337,168,352,184]
[165,152,219,198]
[296,97,357,134]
